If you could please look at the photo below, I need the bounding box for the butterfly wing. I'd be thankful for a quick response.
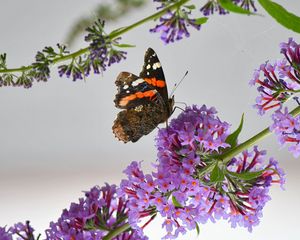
[113,71,165,143]
[112,102,166,143]
[139,48,169,106]
[114,71,159,109]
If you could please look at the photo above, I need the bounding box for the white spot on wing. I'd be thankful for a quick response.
[123,85,129,90]
[152,62,161,70]
[132,78,144,87]
[126,90,130,93]
[146,64,151,69]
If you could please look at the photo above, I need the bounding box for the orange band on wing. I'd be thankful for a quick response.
[144,78,166,88]
[119,90,157,107]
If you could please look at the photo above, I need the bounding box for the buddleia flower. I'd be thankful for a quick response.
[250,38,300,115]
[46,184,147,240]
[151,2,203,44]
[120,105,284,238]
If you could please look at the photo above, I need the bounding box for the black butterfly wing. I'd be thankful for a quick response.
[139,48,169,106]
[114,71,159,109]
[113,71,166,143]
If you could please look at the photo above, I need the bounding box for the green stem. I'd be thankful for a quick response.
[109,0,190,39]
[222,105,300,163]
[102,223,131,240]
[0,0,190,75]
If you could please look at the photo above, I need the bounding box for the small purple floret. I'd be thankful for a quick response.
[270,107,300,158]
[0,221,35,240]
[200,0,228,16]
[0,226,12,240]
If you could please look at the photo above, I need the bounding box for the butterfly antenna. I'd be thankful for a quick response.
[170,70,188,97]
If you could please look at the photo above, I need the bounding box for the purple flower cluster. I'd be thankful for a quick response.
[280,38,300,76]
[270,107,300,157]
[226,148,285,230]
[200,0,229,16]
[150,5,202,44]
[200,0,256,16]
[58,19,127,81]
[120,105,285,238]
[250,38,300,156]
[157,105,230,153]
[46,184,147,240]
[0,221,35,240]
[250,38,300,115]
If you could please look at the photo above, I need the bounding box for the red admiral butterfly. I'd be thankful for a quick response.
[112,48,174,143]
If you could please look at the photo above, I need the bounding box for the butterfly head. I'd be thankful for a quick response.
[168,95,175,116]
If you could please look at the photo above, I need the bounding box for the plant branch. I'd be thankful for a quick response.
[221,105,300,163]
[0,0,190,75]
[102,223,131,240]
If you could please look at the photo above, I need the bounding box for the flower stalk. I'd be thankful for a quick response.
[221,105,300,163]
[102,223,131,240]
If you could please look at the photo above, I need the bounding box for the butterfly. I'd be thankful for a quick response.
[112,48,174,143]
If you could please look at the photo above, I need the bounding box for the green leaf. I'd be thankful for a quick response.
[258,0,300,33]
[114,43,136,48]
[194,17,208,25]
[210,163,225,182]
[225,113,244,147]
[172,196,183,208]
[0,53,7,69]
[195,222,200,235]
[219,0,253,15]
[227,170,264,180]
[109,27,126,37]
[184,4,196,10]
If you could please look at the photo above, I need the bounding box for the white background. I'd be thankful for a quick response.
[0,0,300,239]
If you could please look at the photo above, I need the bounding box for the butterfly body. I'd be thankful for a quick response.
[113,48,174,143]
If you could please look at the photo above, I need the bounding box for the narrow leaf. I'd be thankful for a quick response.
[109,27,126,36]
[226,113,244,147]
[258,0,300,33]
[228,170,264,180]
[114,43,136,48]
[194,17,208,25]
[219,0,253,15]
[184,4,196,10]
[172,196,183,208]
[195,222,200,235]
[0,53,7,70]
[210,163,225,182]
